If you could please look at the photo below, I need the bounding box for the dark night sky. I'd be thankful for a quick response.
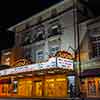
[0,0,63,51]
[0,0,100,51]
[0,0,63,28]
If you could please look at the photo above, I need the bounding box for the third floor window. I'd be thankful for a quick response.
[48,20,62,38]
[89,30,100,58]
[33,25,45,42]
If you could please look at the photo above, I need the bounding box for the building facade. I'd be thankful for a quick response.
[0,0,98,98]
[79,17,100,98]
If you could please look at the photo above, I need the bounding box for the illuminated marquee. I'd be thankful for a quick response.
[55,50,73,60]
[0,51,74,76]
[12,58,32,67]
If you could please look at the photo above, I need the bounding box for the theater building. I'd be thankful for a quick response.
[0,0,88,98]
[0,51,74,97]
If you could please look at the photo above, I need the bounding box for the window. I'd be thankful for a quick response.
[5,57,10,65]
[34,25,45,42]
[51,8,57,17]
[15,33,22,46]
[37,16,42,24]
[22,47,32,61]
[49,46,59,56]
[48,20,62,37]
[2,51,11,65]
[90,35,100,58]
[36,50,44,62]
[21,32,32,46]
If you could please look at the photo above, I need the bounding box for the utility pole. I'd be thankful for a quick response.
[72,0,81,97]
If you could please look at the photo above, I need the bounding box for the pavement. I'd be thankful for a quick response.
[0,97,99,100]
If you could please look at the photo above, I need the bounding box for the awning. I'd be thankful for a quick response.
[81,68,100,77]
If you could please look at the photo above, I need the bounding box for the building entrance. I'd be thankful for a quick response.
[34,81,43,96]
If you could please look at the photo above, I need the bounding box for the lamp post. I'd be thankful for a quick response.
[72,0,82,97]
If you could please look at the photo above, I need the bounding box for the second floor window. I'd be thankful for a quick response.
[22,47,32,61]
[49,46,60,56]
[36,50,44,62]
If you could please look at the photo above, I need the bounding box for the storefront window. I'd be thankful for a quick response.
[88,80,96,96]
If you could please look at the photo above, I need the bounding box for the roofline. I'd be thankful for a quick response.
[8,0,72,31]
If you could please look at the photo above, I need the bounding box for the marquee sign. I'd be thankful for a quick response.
[12,58,32,67]
[57,57,73,70]
[55,50,73,60]
[0,57,73,76]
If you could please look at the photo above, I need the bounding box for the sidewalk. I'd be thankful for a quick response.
[0,97,99,100]
[85,98,100,100]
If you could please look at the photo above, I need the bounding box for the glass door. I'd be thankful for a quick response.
[18,80,26,96]
[45,79,55,96]
[55,78,67,97]
[25,80,32,96]
[34,81,43,96]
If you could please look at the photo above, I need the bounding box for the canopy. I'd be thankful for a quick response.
[81,68,100,77]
